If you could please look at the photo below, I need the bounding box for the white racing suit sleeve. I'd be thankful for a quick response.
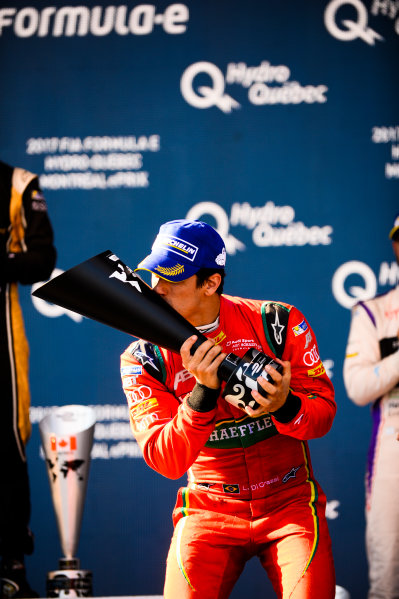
[343,302,399,406]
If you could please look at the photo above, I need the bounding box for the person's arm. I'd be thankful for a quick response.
[343,302,399,406]
[1,177,56,284]
[121,344,218,479]
[247,306,336,440]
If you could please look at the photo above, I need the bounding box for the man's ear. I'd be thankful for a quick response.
[203,273,222,296]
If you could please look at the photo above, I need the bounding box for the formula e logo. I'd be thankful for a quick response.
[0,4,189,38]
[324,0,384,45]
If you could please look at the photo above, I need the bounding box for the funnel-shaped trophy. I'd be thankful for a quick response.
[32,251,282,410]
[39,405,96,597]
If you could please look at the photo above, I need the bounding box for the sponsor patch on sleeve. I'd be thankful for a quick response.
[122,375,138,388]
[292,320,308,336]
[125,385,154,408]
[121,365,143,376]
[130,398,159,416]
[222,484,240,494]
[307,364,326,377]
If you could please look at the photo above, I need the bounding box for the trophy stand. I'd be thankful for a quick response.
[39,405,96,597]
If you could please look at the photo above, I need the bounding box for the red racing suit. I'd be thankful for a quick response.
[121,295,336,598]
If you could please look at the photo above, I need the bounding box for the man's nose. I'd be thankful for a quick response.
[152,275,168,295]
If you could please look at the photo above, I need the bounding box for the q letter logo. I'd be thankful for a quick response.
[332,261,377,309]
[324,0,383,45]
[180,62,240,113]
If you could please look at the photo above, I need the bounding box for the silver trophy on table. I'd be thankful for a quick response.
[39,405,96,597]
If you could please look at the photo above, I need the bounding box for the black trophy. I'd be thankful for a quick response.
[32,250,282,409]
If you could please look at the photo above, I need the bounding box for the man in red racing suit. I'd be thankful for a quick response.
[120,219,336,598]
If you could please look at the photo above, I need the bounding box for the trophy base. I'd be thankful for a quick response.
[221,348,283,410]
[47,559,92,598]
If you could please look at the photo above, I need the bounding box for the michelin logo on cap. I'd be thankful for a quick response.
[154,235,199,262]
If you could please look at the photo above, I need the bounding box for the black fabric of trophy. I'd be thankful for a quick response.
[32,250,282,409]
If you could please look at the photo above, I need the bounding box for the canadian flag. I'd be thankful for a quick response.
[50,435,77,451]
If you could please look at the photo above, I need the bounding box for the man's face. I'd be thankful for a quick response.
[151,273,204,325]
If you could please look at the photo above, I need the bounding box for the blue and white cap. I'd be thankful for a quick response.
[136,219,226,282]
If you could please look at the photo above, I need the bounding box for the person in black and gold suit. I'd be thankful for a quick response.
[0,160,56,598]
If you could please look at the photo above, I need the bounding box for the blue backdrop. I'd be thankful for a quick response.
[1,1,398,597]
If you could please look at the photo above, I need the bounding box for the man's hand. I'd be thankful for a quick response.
[180,335,226,389]
[244,359,291,418]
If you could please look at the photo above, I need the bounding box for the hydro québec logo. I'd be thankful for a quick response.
[0,3,189,37]
[180,61,329,113]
